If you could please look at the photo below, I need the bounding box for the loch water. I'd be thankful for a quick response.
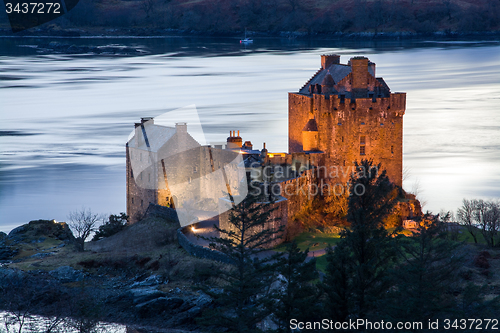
[1,36,499,231]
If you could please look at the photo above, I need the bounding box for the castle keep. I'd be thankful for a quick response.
[289,54,405,187]
[126,55,406,241]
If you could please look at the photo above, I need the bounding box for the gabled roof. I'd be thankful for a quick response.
[298,62,376,95]
[127,123,176,152]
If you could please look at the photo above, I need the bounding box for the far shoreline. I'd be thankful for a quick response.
[1,27,500,41]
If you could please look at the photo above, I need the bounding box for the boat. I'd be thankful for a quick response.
[240,28,253,44]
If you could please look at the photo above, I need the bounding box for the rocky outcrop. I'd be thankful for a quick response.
[49,266,85,283]
[8,219,75,244]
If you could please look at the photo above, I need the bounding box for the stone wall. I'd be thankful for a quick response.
[277,168,316,221]
[144,203,179,222]
[176,227,234,264]
[218,196,288,249]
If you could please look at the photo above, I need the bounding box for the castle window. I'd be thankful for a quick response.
[188,177,192,184]
[360,146,366,155]
[343,160,345,166]
[360,136,366,145]
[342,136,344,143]
[141,199,143,207]
[391,146,394,154]
[340,94,345,104]
[130,169,133,178]
[131,197,134,204]
[148,173,151,182]
[193,166,198,173]
[361,122,365,125]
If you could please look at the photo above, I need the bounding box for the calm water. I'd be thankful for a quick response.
[1,37,499,232]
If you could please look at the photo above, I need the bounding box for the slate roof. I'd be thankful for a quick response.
[298,62,376,95]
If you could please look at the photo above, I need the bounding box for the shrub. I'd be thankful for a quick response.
[92,213,128,241]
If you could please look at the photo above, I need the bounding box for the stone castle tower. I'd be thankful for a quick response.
[288,54,406,187]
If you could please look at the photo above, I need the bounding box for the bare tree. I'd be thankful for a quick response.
[481,200,500,247]
[457,199,479,243]
[68,208,102,252]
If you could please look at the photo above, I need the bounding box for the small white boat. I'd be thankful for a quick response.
[240,28,253,44]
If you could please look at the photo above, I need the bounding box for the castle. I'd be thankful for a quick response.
[126,55,406,239]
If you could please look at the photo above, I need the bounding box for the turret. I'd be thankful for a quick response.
[302,118,319,151]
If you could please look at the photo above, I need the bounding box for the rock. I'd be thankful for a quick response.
[7,220,75,245]
[193,292,212,308]
[49,266,84,283]
[29,252,55,259]
[128,287,166,305]
[136,297,184,318]
[130,274,163,288]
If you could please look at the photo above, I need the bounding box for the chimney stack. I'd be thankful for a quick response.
[321,54,340,69]
[350,56,369,90]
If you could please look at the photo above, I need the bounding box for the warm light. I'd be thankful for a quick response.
[191,226,196,232]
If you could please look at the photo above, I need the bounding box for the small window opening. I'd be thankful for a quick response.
[360,146,366,155]
[360,136,366,145]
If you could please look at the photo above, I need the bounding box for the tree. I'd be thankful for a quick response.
[198,190,283,333]
[321,243,352,322]
[457,199,479,243]
[341,159,398,318]
[92,213,128,241]
[480,200,500,247]
[385,216,464,324]
[68,208,101,251]
[270,241,319,332]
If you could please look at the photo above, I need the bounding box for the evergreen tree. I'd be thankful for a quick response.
[92,213,128,241]
[321,243,352,322]
[322,159,398,319]
[342,159,398,318]
[384,216,463,327]
[198,191,283,333]
[269,241,319,333]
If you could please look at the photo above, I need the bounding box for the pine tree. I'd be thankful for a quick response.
[321,243,352,322]
[342,159,398,318]
[322,159,398,319]
[198,191,284,333]
[384,216,463,325]
[270,241,319,333]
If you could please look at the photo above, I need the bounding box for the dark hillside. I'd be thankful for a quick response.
[1,0,498,36]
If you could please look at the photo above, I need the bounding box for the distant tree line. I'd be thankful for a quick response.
[2,0,497,35]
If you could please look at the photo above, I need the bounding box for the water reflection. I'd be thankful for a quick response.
[0,37,499,230]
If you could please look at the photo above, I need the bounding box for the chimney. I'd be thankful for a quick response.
[321,54,340,69]
[175,122,187,134]
[369,61,376,77]
[350,57,369,89]
[227,130,242,149]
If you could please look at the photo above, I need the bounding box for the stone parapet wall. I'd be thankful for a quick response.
[176,227,234,264]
